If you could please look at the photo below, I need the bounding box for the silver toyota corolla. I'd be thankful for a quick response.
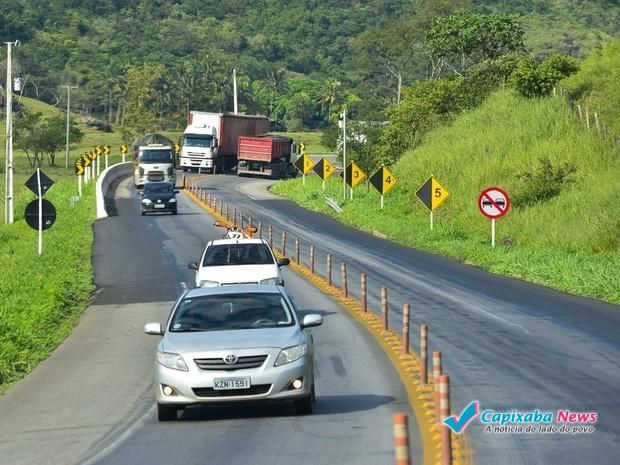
[144,285,323,421]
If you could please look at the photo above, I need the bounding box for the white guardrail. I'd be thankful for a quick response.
[96,161,133,219]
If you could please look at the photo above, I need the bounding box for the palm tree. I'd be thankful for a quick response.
[317,78,342,122]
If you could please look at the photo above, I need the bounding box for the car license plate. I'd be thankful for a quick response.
[213,377,251,390]
[154,204,165,209]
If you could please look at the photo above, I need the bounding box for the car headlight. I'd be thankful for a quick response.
[168,198,177,203]
[156,352,188,371]
[142,198,152,204]
[275,344,308,366]
[199,280,219,287]
[259,277,278,285]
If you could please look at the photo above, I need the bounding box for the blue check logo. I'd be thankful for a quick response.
[443,401,480,433]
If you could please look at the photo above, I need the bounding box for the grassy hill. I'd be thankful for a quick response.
[561,39,620,133]
[273,89,620,303]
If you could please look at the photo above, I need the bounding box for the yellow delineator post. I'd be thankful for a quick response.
[103,144,111,169]
[95,146,103,177]
[120,143,128,163]
[75,158,84,196]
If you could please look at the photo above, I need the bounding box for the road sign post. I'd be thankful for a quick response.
[121,143,128,163]
[24,169,55,255]
[103,144,110,169]
[95,146,103,177]
[339,162,366,200]
[294,154,315,185]
[415,176,450,230]
[369,166,398,209]
[75,158,84,197]
[313,157,335,191]
[340,109,347,201]
[478,186,510,248]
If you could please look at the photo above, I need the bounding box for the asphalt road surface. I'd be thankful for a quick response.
[0,174,419,465]
[185,172,620,465]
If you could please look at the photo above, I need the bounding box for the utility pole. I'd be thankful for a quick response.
[232,68,238,114]
[341,108,347,201]
[4,40,20,225]
[62,84,78,169]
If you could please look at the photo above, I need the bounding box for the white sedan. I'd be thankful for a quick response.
[188,238,289,287]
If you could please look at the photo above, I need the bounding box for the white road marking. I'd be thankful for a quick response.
[235,182,257,200]
[78,406,155,465]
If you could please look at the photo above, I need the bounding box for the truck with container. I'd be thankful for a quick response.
[236,135,296,179]
[179,112,270,173]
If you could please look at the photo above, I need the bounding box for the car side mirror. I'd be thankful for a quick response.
[174,190,180,194]
[138,191,144,196]
[277,258,290,267]
[301,314,323,328]
[144,322,163,335]
[188,261,199,271]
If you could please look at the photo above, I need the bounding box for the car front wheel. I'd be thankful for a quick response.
[157,402,178,421]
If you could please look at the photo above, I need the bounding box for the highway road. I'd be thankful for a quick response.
[185,173,620,465]
[0,175,419,465]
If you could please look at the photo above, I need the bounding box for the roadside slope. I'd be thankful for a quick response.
[273,89,620,303]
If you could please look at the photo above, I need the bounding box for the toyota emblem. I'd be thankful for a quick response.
[224,354,238,365]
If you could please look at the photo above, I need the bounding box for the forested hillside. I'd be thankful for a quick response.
[1,0,617,132]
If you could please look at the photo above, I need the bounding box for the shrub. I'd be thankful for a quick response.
[513,157,577,207]
[511,54,579,97]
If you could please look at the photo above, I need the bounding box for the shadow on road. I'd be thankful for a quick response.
[103,176,124,217]
[176,394,394,422]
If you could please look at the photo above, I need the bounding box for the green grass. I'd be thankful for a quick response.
[273,90,620,304]
[562,39,620,134]
[0,179,97,391]
[0,97,123,392]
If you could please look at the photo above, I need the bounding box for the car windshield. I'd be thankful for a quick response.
[203,244,275,266]
[140,149,173,163]
[183,136,213,148]
[144,183,174,194]
[169,293,294,332]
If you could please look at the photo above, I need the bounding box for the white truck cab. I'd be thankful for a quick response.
[180,113,219,172]
[134,144,176,188]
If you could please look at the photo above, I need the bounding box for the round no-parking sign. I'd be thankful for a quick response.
[478,187,510,219]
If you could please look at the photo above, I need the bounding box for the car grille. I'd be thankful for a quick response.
[147,171,164,181]
[192,384,271,397]
[194,355,268,371]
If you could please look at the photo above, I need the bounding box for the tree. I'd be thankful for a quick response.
[14,111,84,167]
[121,64,164,141]
[351,20,417,104]
[316,78,343,123]
[424,11,525,78]
[511,54,579,98]
[43,115,84,166]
